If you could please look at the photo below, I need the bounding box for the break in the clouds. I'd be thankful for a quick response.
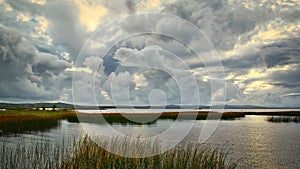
[0,0,299,107]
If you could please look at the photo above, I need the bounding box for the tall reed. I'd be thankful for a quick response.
[0,136,237,169]
[62,136,237,169]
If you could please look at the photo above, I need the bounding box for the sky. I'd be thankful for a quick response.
[0,0,299,107]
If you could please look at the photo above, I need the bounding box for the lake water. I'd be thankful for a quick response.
[1,110,300,168]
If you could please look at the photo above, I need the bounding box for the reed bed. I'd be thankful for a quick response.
[68,111,246,125]
[0,109,76,135]
[0,118,60,135]
[1,139,73,169]
[0,109,76,123]
[63,136,237,169]
[0,136,237,169]
[266,116,300,123]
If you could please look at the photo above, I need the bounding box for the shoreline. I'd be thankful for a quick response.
[0,109,300,123]
[76,110,300,116]
[1,109,300,135]
[1,109,300,123]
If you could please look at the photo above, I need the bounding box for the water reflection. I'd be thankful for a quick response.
[0,119,60,136]
[1,115,300,168]
[200,116,300,169]
[244,117,276,168]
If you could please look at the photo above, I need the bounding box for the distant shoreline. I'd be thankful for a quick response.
[1,109,300,135]
[71,110,300,123]
[1,102,300,111]
[1,109,300,124]
[76,110,300,116]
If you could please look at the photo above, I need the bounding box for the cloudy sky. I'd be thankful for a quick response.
[0,0,299,107]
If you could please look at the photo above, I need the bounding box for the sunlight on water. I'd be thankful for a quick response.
[1,112,300,168]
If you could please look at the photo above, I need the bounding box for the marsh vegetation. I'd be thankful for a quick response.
[68,111,246,125]
[266,116,300,123]
[0,109,76,135]
[0,109,245,134]
[1,136,237,169]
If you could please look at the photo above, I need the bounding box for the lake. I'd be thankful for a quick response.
[1,110,300,168]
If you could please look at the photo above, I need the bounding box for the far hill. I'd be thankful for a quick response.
[0,102,74,109]
[0,102,299,110]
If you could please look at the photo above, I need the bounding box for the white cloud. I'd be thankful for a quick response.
[0,0,299,107]
[83,55,103,72]
[0,24,71,100]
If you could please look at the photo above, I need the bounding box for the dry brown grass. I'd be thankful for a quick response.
[0,109,76,122]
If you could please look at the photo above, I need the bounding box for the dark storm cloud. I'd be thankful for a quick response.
[125,0,136,14]
[222,54,263,69]
[45,1,87,62]
[0,24,71,100]
[1,0,87,62]
[0,0,299,106]
[269,67,300,88]
[221,37,300,75]
[162,0,269,51]
[156,0,299,106]
[270,82,300,89]
[281,8,300,22]
[260,38,300,68]
[32,53,71,76]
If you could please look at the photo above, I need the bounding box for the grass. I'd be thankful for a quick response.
[68,111,246,125]
[0,119,60,135]
[1,138,72,169]
[0,109,244,135]
[0,109,76,135]
[3,109,300,135]
[0,135,237,169]
[0,109,76,122]
[266,116,300,123]
[63,136,237,169]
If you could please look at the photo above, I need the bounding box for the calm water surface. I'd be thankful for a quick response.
[1,112,300,169]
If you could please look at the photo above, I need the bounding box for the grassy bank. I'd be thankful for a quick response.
[0,109,76,135]
[0,109,76,122]
[1,136,237,169]
[0,119,60,135]
[0,110,244,134]
[2,109,300,135]
[68,111,246,124]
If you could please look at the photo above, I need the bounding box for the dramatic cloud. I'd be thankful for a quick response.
[0,0,299,107]
[0,24,71,100]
